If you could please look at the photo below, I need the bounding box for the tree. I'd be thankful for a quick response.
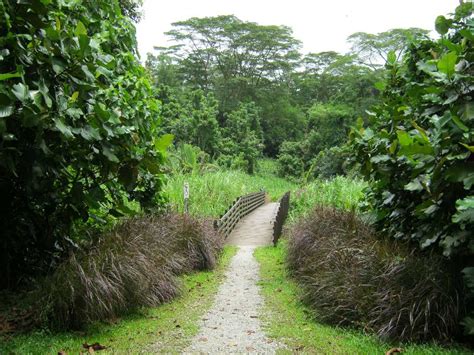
[277,103,354,180]
[147,15,303,155]
[162,15,301,104]
[219,102,264,173]
[293,52,380,115]
[348,28,429,68]
[0,0,166,287]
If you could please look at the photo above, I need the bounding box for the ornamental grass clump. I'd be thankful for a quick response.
[287,206,464,342]
[38,213,222,329]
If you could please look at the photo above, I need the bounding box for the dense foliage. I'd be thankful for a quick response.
[0,0,166,287]
[146,15,387,175]
[277,103,354,180]
[350,3,474,335]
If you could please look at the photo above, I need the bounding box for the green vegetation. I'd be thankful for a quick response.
[350,2,474,333]
[289,176,366,222]
[165,168,296,217]
[0,0,167,288]
[255,243,469,354]
[38,213,221,329]
[0,247,236,354]
[1,0,472,350]
[287,207,462,342]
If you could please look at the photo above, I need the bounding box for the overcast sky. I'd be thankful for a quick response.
[136,0,460,59]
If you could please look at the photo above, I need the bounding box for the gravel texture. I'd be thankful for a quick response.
[184,245,280,354]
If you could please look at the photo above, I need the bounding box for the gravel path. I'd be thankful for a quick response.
[185,203,281,354]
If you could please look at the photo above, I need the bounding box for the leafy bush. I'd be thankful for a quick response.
[287,206,465,342]
[277,140,308,179]
[166,143,217,175]
[38,213,222,329]
[306,103,354,153]
[312,145,348,179]
[350,3,474,333]
[0,0,167,287]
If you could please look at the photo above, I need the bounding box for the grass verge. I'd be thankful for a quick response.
[254,242,469,355]
[0,246,237,354]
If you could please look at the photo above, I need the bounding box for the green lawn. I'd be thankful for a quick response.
[254,242,469,355]
[0,247,237,354]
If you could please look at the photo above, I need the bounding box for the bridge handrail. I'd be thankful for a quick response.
[272,191,290,245]
[214,190,266,238]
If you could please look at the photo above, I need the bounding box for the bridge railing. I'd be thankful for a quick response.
[273,191,290,245]
[214,191,266,238]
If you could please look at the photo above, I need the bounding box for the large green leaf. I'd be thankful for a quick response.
[387,50,397,65]
[154,134,174,152]
[102,145,119,162]
[12,83,29,102]
[74,20,87,37]
[53,118,74,138]
[0,106,14,118]
[453,196,474,223]
[0,72,22,81]
[437,51,457,77]
[80,125,101,141]
[435,16,452,35]
[404,179,423,192]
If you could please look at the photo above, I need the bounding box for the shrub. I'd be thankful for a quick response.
[312,145,348,179]
[349,3,474,333]
[287,206,465,342]
[276,140,309,179]
[0,0,167,287]
[37,213,222,329]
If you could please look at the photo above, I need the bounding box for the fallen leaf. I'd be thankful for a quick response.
[58,351,67,355]
[386,348,403,355]
[199,337,208,342]
[247,330,256,335]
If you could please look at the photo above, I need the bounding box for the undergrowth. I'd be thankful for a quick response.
[255,243,469,354]
[36,213,222,329]
[165,163,364,219]
[287,206,465,343]
[0,247,237,354]
[288,176,366,222]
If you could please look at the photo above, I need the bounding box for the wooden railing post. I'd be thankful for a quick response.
[272,192,290,246]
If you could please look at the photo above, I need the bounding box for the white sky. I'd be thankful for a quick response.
[136,0,460,59]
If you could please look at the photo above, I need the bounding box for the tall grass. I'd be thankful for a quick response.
[37,213,222,329]
[287,206,464,343]
[289,176,366,222]
[165,169,296,217]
